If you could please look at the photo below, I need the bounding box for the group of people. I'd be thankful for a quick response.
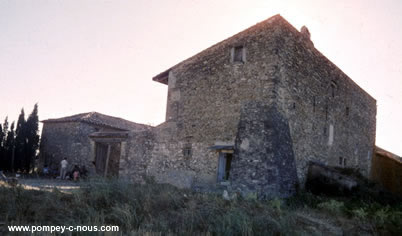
[57,158,87,181]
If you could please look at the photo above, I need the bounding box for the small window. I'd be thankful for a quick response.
[233,46,244,63]
[217,153,233,181]
[330,81,337,98]
[339,157,347,167]
[182,146,192,158]
[293,102,296,109]
[325,105,328,120]
[324,127,327,135]
[331,85,336,97]
[346,107,350,116]
[313,96,316,112]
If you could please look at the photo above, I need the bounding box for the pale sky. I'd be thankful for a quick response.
[1,0,401,156]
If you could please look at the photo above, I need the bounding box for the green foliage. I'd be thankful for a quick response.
[0,104,40,173]
[317,200,345,215]
[268,198,283,215]
[4,122,15,171]
[14,109,26,172]
[351,208,368,220]
[25,104,40,172]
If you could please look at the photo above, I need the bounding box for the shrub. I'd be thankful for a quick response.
[317,199,345,215]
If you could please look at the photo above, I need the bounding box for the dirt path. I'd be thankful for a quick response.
[17,178,81,192]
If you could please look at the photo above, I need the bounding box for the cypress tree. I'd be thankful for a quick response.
[25,104,40,173]
[0,123,3,170]
[1,117,9,171]
[5,122,15,172]
[15,109,26,172]
[2,117,8,143]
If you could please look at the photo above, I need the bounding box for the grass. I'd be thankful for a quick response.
[0,178,401,235]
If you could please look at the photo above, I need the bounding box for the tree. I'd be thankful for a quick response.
[25,104,40,172]
[2,117,9,144]
[0,117,9,171]
[15,109,26,172]
[0,123,3,147]
[5,122,15,172]
[0,123,3,170]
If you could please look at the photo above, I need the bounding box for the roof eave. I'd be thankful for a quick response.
[152,69,170,85]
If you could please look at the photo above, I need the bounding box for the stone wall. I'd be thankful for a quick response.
[230,102,298,198]
[150,16,282,188]
[39,122,123,175]
[119,129,155,182]
[273,19,377,183]
[145,15,376,193]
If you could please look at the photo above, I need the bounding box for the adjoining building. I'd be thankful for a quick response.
[39,112,150,177]
[371,147,402,197]
[40,15,377,198]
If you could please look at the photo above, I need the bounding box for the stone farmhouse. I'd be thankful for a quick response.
[39,112,148,176]
[40,15,377,198]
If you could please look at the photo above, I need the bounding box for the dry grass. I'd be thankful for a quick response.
[0,178,401,235]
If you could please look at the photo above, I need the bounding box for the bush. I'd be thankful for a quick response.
[317,200,345,215]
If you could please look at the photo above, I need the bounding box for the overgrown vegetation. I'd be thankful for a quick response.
[1,178,401,235]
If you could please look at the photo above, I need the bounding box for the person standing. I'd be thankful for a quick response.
[60,158,68,180]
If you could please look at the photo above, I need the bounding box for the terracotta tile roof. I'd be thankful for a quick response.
[375,146,402,163]
[42,112,150,131]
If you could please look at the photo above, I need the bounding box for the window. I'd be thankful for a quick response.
[346,107,350,116]
[313,96,316,112]
[182,144,192,158]
[325,105,328,120]
[339,157,347,167]
[330,81,337,98]
[233,46,245,63]
[217,153,233,181]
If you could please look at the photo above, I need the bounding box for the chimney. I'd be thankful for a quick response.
[300,26,314,46]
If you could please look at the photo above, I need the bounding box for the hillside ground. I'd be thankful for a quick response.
[0,177,401,235]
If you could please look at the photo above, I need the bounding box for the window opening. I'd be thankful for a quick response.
[182,143,192,159]
[233,46,244,63]
[339,157,347,167]
[217,153,233,181]
[313,96,316,112]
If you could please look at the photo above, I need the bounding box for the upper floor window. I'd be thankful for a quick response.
[330,80,337,98]
[232,46,245,63]
[182,141,193,159]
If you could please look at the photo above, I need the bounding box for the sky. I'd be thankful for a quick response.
[0,0,401,156]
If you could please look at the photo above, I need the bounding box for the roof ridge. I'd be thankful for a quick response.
[42,111,152,131]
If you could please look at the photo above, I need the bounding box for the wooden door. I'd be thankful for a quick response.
[95,142,108,175]
[107,143,121,177]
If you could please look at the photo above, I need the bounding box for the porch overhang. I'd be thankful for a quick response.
[89,131,129,143]
[209,145,234,153]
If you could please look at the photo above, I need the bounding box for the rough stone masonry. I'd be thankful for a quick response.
[40,14,376,198]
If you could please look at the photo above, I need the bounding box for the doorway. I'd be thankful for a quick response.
[94,142,121,177]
